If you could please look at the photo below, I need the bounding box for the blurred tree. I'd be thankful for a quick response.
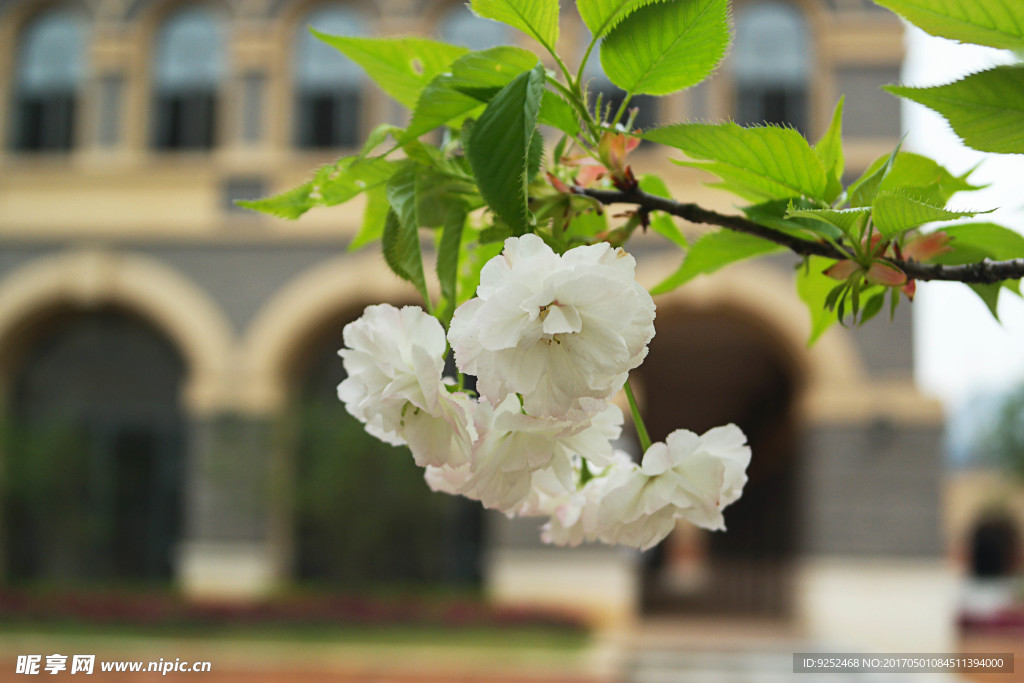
[986,386,1024,479]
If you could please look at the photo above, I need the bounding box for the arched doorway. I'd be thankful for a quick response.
[2,306,186,583]
[283,305,482,588]
[969,514,1020,579]
[634,304,802,616]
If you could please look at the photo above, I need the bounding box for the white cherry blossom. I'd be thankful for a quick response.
[337,259,752,554]
[540,452,638,547]
[465,396,624,512]
[640,424,751,531]
[424,462,473,497]
[402,390,477,468]
[597,424,751,544]
[448,234,656,419]
[337,304,476,468]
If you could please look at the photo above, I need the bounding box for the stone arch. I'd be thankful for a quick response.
[126,0,234,23]
[634,254,866,615]
[0,0,93,36]
[127,0,234,63]
[241,255,482,587]
[0,249,234,414]
[637,252,867,410]
[239,252,416,413]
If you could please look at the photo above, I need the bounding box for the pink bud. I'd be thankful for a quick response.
[903,231,952,261]
[823,260,860,280]
[546,172,571,194]
[575,164,608,187]
[865,261,907,286]
[901,279,917,301]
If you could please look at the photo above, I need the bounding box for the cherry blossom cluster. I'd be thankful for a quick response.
[337,234,751,550]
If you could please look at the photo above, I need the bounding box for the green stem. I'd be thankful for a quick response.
[579,457,593,486]
[550,52,577,91]
[576,37,599,87]
[624,379,652,453]
[546,78,598,147]
[610,92,634,129]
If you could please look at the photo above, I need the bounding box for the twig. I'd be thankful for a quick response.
[576,186,1024,285]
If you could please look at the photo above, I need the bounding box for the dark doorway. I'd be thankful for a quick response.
[2,307,185,583]
[970,515,1020,578]
[634,305,802,616]
[286,306,482,589]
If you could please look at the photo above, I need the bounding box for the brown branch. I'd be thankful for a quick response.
[577,185,1024,285]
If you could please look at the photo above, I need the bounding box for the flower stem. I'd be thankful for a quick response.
[624,379,652,453]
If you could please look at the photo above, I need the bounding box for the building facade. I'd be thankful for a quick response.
[0,0,953,649]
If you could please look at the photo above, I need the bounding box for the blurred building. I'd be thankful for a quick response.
[0,0,952,650]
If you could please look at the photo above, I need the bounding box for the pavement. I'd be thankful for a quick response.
[3,618,1006,681]
[616,618,963,683]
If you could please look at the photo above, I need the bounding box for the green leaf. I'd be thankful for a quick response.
[939,222,1024,261]
[743,199,844,241]
[348,185,389,251]
[405,76,485,141]
[815,97,845,203]
[885,66,1024,154]
[237,181,314,220]
[316,156,399,206]
[565,208,608,242]
[578,0,662,39]
[312,32,467,109]
[860,290,886,326]
[871,190,983,238]
[875,151,985,207]
[470,0,559,52]
[601,0,730,96]
[847,143,901,208]
[650,230,782,295]
[539,90,581,135]
[359,123,404,156]
[479,222,514,244]
[787,206,870,239]
[796,256,840,345]
[871,0,1024,51]
[528,129,544,182]
[930,222,1024,318]
[969,282,1004,319]
[404,47,580,138]
[638,175,687,248]
[437,207,467,325]
[382,209,429,304]
[384,163,440,305]
[467,65,546,236]
[386,164,423,231]
[645,122,829,202]
[386,162,476,230]
[238,156,397,220]
[459,239,504,304]
[450,46,539,93]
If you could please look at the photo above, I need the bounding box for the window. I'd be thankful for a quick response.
[733,1,809,133]
[439,4,511,50]
[294,6,365,149]
[9,8,86,152]
[151,6,225,150]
